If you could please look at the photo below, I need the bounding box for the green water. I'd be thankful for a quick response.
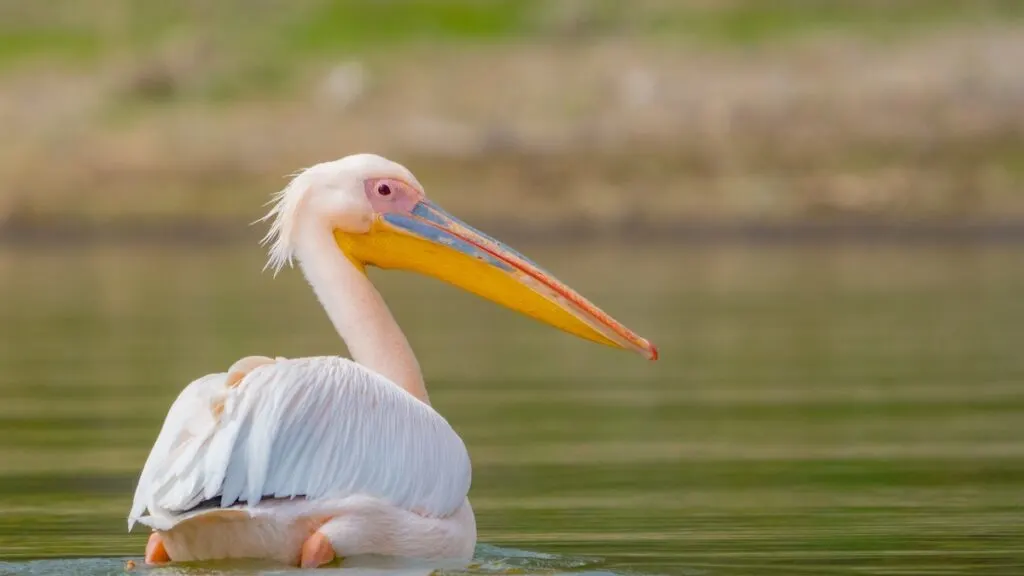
[0,242,1022,575]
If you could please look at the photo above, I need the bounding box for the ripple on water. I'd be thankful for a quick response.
[0,545,621,576]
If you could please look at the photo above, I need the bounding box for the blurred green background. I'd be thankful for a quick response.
[2,2,1024,575]
[3,0,1024,229]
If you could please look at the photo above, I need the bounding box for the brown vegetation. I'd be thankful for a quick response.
[2,26,1024,232]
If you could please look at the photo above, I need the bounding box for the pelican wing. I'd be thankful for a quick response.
[128,356,470,530]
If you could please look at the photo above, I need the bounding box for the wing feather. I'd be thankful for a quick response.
[128,356,471,530]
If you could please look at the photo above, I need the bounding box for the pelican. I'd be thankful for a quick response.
[127,153,657,568]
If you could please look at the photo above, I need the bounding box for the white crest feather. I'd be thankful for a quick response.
[257,168,313,276]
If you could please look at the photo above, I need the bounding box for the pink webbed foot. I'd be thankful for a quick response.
[145,532,170,564]
[300,531,337,568]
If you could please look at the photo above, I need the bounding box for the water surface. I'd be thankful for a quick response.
[0,242,1022,575]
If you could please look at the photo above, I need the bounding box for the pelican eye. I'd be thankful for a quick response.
[376,183,392,196]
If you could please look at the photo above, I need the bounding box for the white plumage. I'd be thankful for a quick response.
[125,153,653,567]
[129,356,471,533]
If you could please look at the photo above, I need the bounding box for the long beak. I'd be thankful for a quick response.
[335,200,658,360]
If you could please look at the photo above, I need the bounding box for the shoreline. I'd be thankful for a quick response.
[5,217,1024,247]
[4,28,1024,227]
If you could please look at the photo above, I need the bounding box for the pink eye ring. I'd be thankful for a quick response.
[363,177,422,214]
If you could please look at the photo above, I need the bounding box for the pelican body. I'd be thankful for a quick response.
[128,154,657,568]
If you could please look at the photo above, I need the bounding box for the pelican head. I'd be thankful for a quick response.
[261,153,657,360]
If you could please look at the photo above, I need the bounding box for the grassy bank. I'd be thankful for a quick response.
[2,1,1024,231]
